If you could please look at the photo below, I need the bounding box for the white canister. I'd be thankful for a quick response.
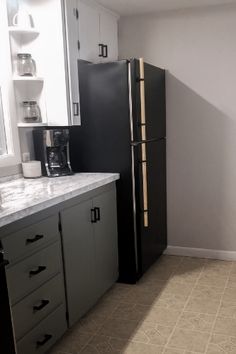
[22,161,42,178]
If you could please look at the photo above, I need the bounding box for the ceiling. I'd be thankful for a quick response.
[97,0,236,16]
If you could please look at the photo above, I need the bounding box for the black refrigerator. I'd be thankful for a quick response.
[70,58,167,284]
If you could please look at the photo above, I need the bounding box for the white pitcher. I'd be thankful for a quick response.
[12,5,32,28]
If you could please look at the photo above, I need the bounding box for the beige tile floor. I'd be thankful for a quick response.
[49,255,236,354]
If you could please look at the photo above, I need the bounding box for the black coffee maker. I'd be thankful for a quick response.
[33,128,73,177]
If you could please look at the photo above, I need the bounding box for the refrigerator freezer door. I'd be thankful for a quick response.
[130,59,166,142]
[134,138,167,276]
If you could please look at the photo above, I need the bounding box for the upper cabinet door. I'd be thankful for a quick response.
[77,0,100,63]
[64,0,81,125]
[99,11,118,62]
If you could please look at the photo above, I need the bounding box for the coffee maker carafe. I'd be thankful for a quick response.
[33,128,73,177]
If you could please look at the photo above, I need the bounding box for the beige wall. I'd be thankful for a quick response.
[119,4,236,251]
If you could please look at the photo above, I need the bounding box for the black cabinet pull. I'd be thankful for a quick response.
[94,207,100,222]
[36,334,52,347]
[98,43,104,57]
[103,45,108,58]
[33,300,50,312]
[74,8,79,19]
[26,234,44,245]
[73,102,79,116]
[91,208,96,223]
[29,266,46,277]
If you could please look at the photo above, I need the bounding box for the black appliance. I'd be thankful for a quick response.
[0,241,16,353]
[70,58,167,283]
[33,128,73,177]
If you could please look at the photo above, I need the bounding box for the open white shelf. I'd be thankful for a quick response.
[8,26,40,36]
[13,76,44,82]
[17,122,47,128]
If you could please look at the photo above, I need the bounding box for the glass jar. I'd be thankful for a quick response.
[22,101,41,123]
[17,53,36,76]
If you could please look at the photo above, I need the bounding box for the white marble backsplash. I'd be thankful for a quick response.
[0,173,119,228]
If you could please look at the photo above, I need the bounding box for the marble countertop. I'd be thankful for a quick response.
[0,173,119,228]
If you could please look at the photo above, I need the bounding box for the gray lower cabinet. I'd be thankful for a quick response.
[60,198,97,327]
[0,181,118,352]
[12,273,65,341]
[1,212,67,354]
[92,187,119,297]
[61,184,118,327]
[17,304,67,354]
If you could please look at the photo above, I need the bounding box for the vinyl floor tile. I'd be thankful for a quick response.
[49,255,236,354]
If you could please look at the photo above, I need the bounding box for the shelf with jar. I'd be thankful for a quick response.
[13,52,47,126]
[6,0,70,127]
[6,3,48,127]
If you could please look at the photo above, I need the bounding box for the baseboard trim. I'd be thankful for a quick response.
[164,246,236,261]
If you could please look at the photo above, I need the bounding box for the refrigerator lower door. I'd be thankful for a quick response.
[134,138,167,277]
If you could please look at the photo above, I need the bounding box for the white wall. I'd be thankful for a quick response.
[119,4,236,252]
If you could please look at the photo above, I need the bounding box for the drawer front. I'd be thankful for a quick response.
[2,214,59,262]
[7,241,62,304]
[12,273,65,341]
[17,304,67,354]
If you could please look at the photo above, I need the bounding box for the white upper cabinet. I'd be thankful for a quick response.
[6,0,70,127]
[99,11,118,63]
[77,0,100,63]
[3,0,119,129]
[64,0,80,125]
[75,0,119,63]
[64,0,119,125]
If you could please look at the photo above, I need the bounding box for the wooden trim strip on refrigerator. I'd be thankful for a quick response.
[139,58,149,227]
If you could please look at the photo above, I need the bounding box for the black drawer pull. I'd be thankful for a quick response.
[73,102,79,116]
[33,300,50,312]
[91,208,96,223]
[36,334,52,347]
[26,234,44,245]
[29,266,46,277]
[103,45,108,58]
[94,207,100,221]
[98,43,104,57]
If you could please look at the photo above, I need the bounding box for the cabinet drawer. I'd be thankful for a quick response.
[7,241,62,304]
[12,273,65,341]
[2,214,59,262]
[17,304,67,354]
